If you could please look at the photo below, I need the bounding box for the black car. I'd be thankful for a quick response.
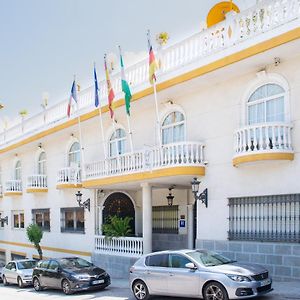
[32,257,110,295]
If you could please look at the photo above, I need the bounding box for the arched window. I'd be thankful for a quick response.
[15,161,21,180]
[38,152,46,175]
[68,142,80,167]
[161,111,185,145]
[247,83,285,125]
[109,129,126,157]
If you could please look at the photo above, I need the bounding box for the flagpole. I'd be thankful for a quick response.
[94,63,107,159]
[119,45,134,153]
[74,75,85,180]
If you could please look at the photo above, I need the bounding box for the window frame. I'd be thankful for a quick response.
[12,211,25,230]
[60,207,85,234]
[109,128,127,157]
[32,209,50,232]
[15,160,22,180]
[68,142,81,167]
[37,151,47,175]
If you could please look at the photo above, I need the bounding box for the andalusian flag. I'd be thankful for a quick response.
[147,31,158,85]
[104,55,115,119]
[119,47,132,116]
[67,80,77,117]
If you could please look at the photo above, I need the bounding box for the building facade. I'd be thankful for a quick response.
[0,0,300,280]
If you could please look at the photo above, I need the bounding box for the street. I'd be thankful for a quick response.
[0,284,295,300]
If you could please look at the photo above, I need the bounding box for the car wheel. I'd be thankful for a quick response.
[17,276,24,288]
[132,280,150,300]
[33,277,43,292]
[62,279,72,295]
[3,275,9,286]
[203,282,228,300]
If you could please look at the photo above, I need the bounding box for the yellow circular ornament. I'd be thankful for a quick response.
[206,1,240,28]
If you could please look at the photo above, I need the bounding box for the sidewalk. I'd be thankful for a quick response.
[110,278,300,299]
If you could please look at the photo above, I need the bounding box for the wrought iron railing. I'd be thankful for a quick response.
[152,205,179,234]
[228,194,300,242]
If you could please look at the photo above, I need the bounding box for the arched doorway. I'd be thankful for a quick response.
[102,192,135,235]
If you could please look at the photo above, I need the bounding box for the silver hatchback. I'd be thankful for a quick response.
[129,249,272,300]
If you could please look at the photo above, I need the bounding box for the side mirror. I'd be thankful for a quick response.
[185,262,197,270]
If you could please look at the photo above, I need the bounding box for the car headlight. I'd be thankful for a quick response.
[227,274,251,282]
[72,274,90,281]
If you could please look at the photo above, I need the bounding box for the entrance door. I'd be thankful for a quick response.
[102,192,135,234]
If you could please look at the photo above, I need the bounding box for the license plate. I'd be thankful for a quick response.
[260,278,271,286]
[92,279,104,285]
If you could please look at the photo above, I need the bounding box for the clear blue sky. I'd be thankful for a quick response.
[0,0,254,122]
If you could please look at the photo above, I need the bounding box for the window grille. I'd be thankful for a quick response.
[152,205,178,234]
[228,194,300,243]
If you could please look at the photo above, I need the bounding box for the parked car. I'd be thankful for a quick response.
[32,257,110,295]
[2,259,37,287]
[130,249,272,300]
[0,262,5,283]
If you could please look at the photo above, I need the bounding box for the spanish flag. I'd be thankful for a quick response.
[147,31,158,85]
[104,55,115,119]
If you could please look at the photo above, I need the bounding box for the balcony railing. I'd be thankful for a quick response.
[234,122,293,155]
[27,175,48,189]
[5,180,22,193]
[95,235,143,257]
[85,141,205,180]
[0,0,299,147]
[57,167,81,185]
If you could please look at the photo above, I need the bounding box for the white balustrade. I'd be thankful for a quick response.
[5,180,22,192]
[234,123,293,155]
[27,175,48,189]
[0,0,299,147]
[95,235,143,257]
[57,167,81,184]
[85,141,205,180]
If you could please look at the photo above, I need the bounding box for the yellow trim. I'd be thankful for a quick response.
[4,192,22,196]
[0,29,300,154]
[11,250,27,258]
[26,188,48,193]
[0,247,6,253]
[56,183,83,189]
[83,166,205,188]
[233,152,294,166]
[0,240,91,257]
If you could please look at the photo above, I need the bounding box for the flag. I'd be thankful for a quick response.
[119,47,132,116]
[104,55,115,118]
[147,31,158,85]
[67,80,77,117]
[94,66,99,107]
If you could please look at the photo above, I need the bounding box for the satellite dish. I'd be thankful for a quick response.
[206,1,240,28]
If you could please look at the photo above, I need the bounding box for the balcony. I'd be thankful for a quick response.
[84,141,205,188]
[233,122,294,166]
[57,167,82,189]
[26,175,48,193]
[5,180,22,196]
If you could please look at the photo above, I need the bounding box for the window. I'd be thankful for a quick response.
[169,254,191,268]
[48,260,60,271]
[32,209,50,231]
[247,83,285,125]
[15,160,21,180]
[37,260,50,269]
[12,211,24,229]
[109,129,126,157]
[37,152,47,175]
[68,142,81,167]
[61,207,84,233]
[228,194,300,243]
[152,205,179,234]
[145,254,169,267]
[0,212,5,228]
[162,111,185,145]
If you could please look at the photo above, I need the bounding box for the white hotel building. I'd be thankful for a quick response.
[0,0,300,280]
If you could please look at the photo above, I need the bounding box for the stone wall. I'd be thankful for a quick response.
[153,233,188,251]
[92,253,138,279]
[196,239,300,281]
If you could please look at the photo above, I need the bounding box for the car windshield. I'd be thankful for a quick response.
[186,250,236,267]
[59,258,92,269]
[17,260,37,270]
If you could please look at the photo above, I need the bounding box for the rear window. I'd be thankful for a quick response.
[145,254,168,267]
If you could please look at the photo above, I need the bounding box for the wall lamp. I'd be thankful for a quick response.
[191,178,208,208]
[75,191,90,211]
[166,187,174,206]
[0,216,8,225]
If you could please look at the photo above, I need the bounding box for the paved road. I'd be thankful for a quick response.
[0,284,294,300]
